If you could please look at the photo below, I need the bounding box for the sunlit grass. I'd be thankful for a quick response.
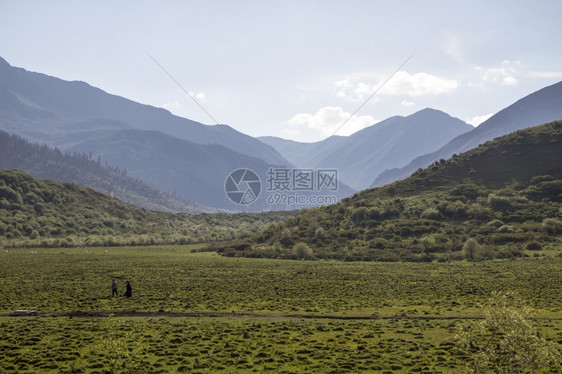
[0,247,560,372]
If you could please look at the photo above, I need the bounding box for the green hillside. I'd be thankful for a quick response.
[0,169,293,248]
[219,121,562,261]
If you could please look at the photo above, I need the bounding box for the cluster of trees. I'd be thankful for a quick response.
[0,169,293,248]
[221,181,560,261]
[219,121,562,261]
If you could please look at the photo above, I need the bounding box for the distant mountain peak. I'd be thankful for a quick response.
[409,107,457,120]
[264,108,471,190]
[0,56,290,168]
[372,80,562,188]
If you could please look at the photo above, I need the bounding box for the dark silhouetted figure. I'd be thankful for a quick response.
[112,279,118,297]
[125,280,132,298]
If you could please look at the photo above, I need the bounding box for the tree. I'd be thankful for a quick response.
[419,236,436,256]
[96,314,147,374]
[292,242,313,259]
[463,238,481,261]
[456,292,560,373]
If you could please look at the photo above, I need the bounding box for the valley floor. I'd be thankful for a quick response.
[0,247,560,373]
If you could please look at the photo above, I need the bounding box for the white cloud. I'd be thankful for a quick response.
[473,60,519,87]
[189,91,207,103]
[336,71,458,101]
[288,106,377,137]
[466,113,494,127]
[401,100,415,107]
[502,76,518,86]
[335,78,382,102]
[384,71,459,96]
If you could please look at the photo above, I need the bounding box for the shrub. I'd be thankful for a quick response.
[279,229,294,247]
[486,219,504,228]
[462,238,482,261]
[421,208,442,220]
[367,208,382,220]
[456,292,560,373]
[526,241,542,251]
[351,207,368,225]
[542,218,561,235]
[292,242,313,259]
[467,204,491,221]
[497,225,514,233]
[314,227,325,239]
[488,194,512,211]
[236,229,253,239]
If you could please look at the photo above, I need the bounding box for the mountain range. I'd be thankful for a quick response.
[372,80,562,187]
[1,55,561,212]
[0,57,287,166]
[0,129,212,213]
[223,120,562,261]
[261,108,473,190]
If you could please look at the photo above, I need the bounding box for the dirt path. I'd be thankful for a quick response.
[5,310,560,320]
[8,310,484,320]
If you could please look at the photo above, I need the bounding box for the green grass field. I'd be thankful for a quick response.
[1,247,560,373]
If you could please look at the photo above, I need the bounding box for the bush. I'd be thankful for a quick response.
[421,208,442,220]
[292,242,313,259]
[456,292,560,373]
[526,241,542,251]
[467,204,491,221]
[462,238,482,261]
[497,225,514,233]
[367,208,382,220]
[542,218,561,235]
[486,219,504,228]
[351,207,368,225]
[488,194,512,211]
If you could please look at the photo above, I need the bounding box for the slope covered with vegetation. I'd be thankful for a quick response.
[219,121,562,261]
[0,130,211,213]
[0,169,293,248]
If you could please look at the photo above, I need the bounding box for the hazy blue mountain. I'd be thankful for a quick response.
[258,135,347,168]
[65,129,354,211]
[63,128,273,211]
[2,56,359,211]
[262,109,472,190]
[0,130,212,213]
[372,80,562,187]
[0,57,357,211]
[0,56,288,166]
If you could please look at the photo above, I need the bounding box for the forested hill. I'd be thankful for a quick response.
[0,130,211,213]
[0,169,294,248]
[219,121,562,261]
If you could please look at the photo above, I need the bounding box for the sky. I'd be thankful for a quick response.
[1,0,561,142]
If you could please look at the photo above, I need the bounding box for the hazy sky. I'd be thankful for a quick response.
[1,0,561,142]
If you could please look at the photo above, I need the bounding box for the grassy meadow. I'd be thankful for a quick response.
[0,246,560,373]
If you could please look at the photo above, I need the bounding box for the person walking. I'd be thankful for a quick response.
[111,278,118,297]
[125,280,132,298]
